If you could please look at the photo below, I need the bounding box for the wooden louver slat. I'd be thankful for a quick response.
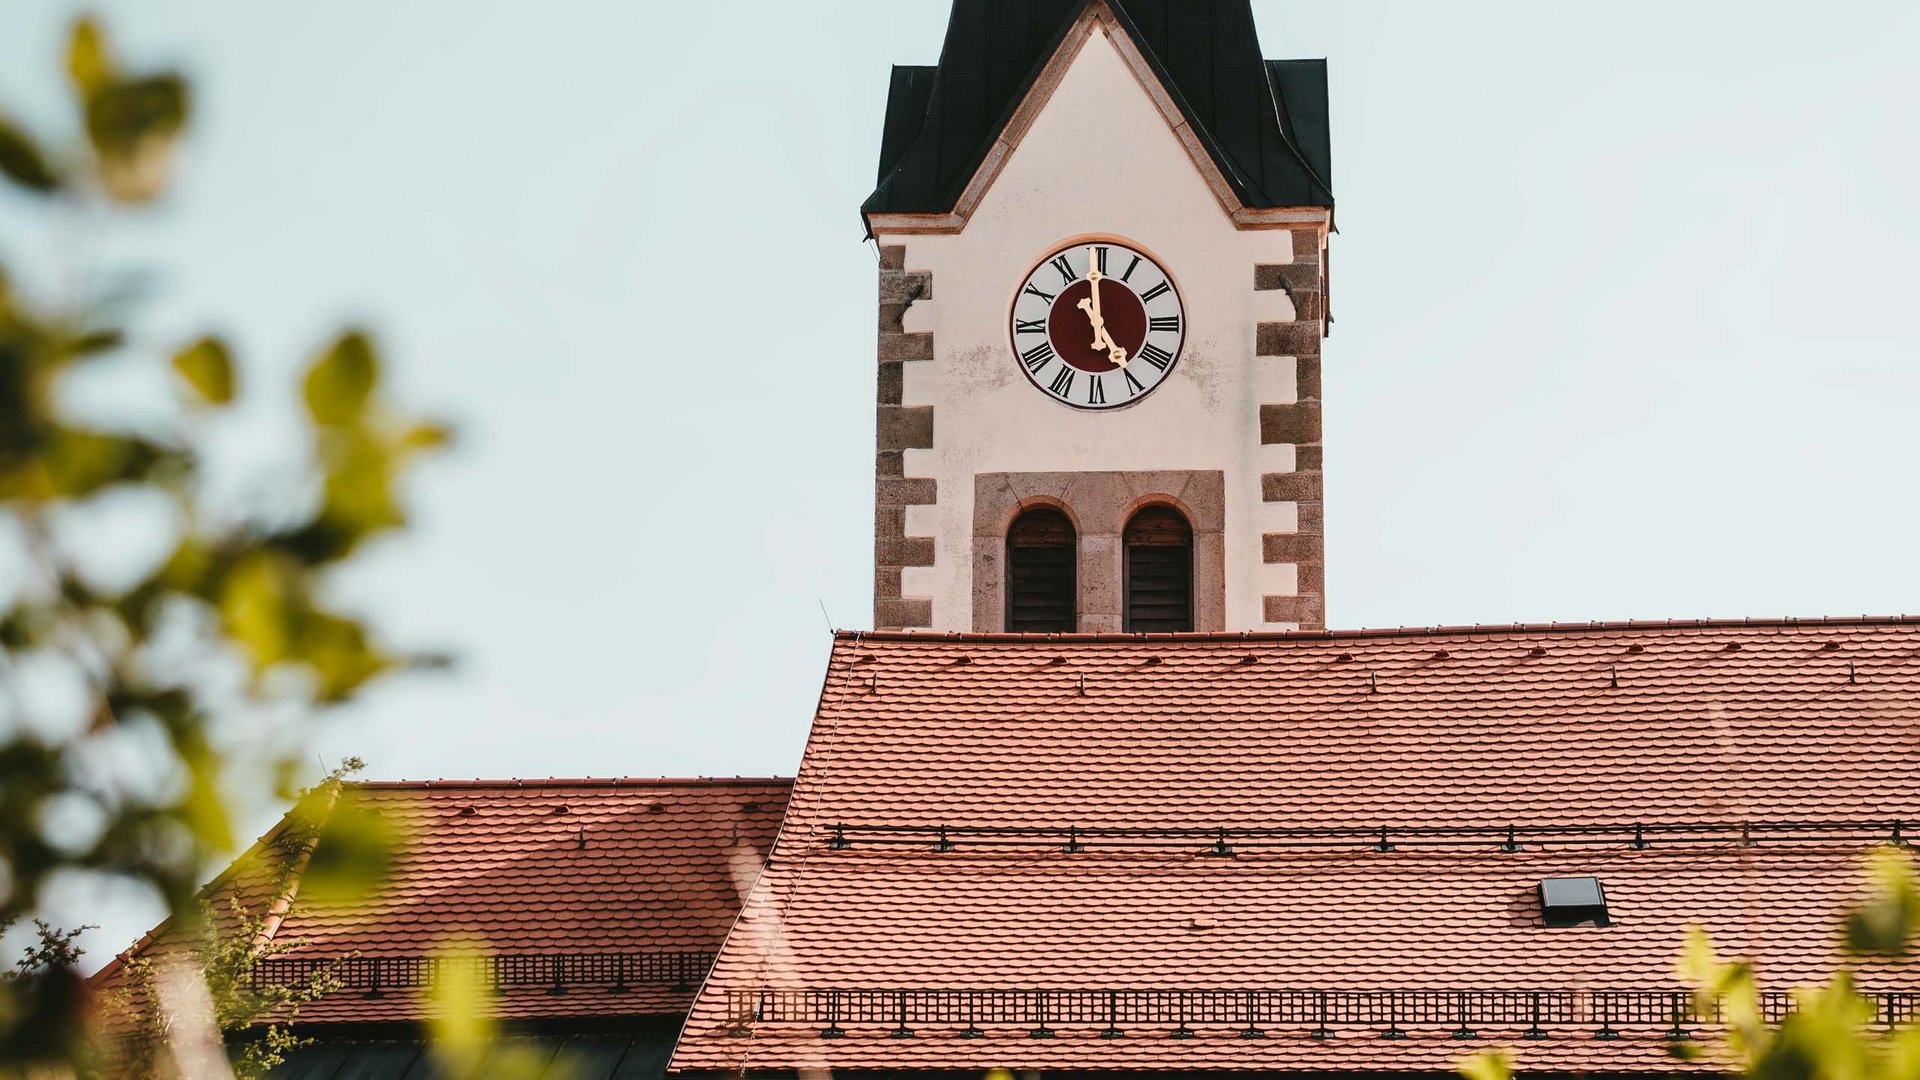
[1007,507,1075,633]
[1124,505,1193,633]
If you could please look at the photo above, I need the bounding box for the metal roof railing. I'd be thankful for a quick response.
[250,950,716,999]
[727,988,1920,1039]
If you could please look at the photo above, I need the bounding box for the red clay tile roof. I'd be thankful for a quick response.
[94,777,790,1025]
[671,619,1920,1074]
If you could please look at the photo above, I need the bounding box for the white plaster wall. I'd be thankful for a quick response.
[881,26,1301,632]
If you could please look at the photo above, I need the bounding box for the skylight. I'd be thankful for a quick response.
[1539,876,1610,927]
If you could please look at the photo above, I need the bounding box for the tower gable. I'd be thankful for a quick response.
[864,0,1334,234]
[869,0,1333,635]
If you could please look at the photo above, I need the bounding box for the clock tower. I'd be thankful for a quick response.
[867,0,1333,633]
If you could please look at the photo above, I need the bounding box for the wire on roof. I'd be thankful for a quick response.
[1205,829,1235,858]
[819,819,1909,853]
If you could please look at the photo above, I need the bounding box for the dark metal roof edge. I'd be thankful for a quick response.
[834,614,1920,644]
[862,0,1335,233]
[349,776,794,791]
[1263,57,1335,204]
[863,0,1100,234]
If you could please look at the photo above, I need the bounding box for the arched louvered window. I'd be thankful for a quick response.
[1124,505,1193,633]
[1006,506,1075,633]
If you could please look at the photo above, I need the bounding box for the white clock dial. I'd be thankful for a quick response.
[1008,240,1185,410]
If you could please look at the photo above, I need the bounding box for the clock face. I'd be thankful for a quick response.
[1008,240,1185,410]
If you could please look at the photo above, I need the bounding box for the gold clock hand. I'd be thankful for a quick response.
[1085,246,1104,323]
[1076,299,1129,368]
[1088,320,1128,368]
[1082,246,1126,366]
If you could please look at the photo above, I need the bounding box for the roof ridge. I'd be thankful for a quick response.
[835,615,1920,644]
[347,776,794,790]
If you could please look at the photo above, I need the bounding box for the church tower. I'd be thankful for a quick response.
[867,0,1333,633]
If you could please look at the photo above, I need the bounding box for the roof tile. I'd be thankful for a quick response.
[672,620,1920,1073]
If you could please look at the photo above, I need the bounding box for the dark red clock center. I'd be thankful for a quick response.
[1047,279,1148,373]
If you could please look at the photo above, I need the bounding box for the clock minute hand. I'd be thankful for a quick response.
[1083,246,1127,367]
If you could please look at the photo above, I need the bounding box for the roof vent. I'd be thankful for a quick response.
[1539,876,1610,927]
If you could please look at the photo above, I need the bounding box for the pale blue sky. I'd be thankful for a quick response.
[3,1,1918,961]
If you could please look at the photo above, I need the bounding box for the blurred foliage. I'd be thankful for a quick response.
[1,14,445,1073]
[113,761,369,1080]
[1458,845,1920,1080]
[0,921,94,1069]
[426,938,578,1080]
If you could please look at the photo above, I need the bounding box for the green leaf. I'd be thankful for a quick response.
[319,427,403,539]
[299,610,392,703]
[171,336,235,405]
[0,116,62,194]
[66,18,111,96]
[1843,845,1920,957]
[84,73,188,203]
[400,421,455,452]
[178,735,235,851]
[218,552,298,672]
[296,788,397,904]
[1455,1049,1512,1080]
[66,327,125,358]
[42,428,175,496]
[302,332,378,426]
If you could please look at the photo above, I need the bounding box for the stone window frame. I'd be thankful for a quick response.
[973,471,1225,633]
[1004,500,1081,632]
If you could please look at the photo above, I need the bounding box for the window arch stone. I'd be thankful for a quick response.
[972,471,1224,632]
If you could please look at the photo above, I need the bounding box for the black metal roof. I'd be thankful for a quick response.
[864,0,1333,226]
[265,1032,672,1079]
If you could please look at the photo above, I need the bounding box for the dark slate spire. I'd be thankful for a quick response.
[864,0,1333,227]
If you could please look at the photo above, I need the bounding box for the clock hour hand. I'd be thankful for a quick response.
[1076,300,1129,368]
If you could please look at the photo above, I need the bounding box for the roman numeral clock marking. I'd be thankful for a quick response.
[1009,240,1183,411]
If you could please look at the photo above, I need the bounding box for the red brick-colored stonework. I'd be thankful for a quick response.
[874,245,936,629]
[1254,228,1328,630]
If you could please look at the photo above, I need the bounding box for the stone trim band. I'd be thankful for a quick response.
[874,244,936,630]
[1256,226,1328,631]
